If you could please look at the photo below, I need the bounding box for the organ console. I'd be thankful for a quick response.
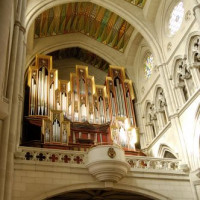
[25,54,139,153]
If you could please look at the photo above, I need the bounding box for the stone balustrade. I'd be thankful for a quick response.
[15,146,186,174]
[15,146,87,165]
[126,156,184,173]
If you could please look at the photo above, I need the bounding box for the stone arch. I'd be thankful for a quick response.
[25,38,121,70]
[153,85,168,130]
[25,0,164,65]
[185,31,200,64]
[185,31,200,88]
[171,55,194,106]
[157,144,178,159]
[32,182,170,200]
[143,100,152,121]
[171,55,186,85]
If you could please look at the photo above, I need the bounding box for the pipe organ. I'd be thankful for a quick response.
[26,55,138,152]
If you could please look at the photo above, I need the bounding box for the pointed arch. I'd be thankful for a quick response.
[185,31,200,64]
[157,144,178,159]
[25,0,164,65]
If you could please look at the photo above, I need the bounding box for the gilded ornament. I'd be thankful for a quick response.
[107,147,116,158]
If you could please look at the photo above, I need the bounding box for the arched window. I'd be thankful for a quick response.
[144,54,154,78]
[168,1,184,36]
[188,35,200,88]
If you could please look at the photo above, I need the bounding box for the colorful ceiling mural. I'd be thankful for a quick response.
[125,0,147,8]
[48,47,110,72]
[34,2,135,52]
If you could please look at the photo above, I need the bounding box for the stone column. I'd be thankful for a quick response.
[16,41,27,151]
[4,0,27,199]
[175,86,186,106]
[145,124,152,144]
[0,120,2,144]
[157,111,165,130]
[0,0,25,199]
[0,0,12,97]
[158,64,190,165]
[140,132,144,149]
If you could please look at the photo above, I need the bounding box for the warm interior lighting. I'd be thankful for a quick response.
[67,82,71,92]
[124,118,130,130]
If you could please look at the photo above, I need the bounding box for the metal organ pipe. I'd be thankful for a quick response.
[41,67,44,115]
[38,70,41,115]
[44,74,48,115]
[31,77,36,115]
[110,92,116,120]
[114,83,120,116]
[49,83,54,110]
[99,97,104,123]
[120,83,126,117]
[126,91,133,125]
[62,92,67,117]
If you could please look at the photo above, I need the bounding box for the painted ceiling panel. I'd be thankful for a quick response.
[34,2,139,52]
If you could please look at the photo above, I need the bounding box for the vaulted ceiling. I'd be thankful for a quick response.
[34,2,146,52]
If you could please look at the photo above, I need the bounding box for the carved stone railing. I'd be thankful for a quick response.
[15,146,186,174]
[126,156,185,173]
[15,146,87,165]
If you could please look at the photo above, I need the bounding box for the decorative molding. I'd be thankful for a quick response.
[126,156,185,174]
[14,20,26,34]
[15,146,87,165]
[86,145,130,183]
[167,42,172,51]
[185,10,192,21]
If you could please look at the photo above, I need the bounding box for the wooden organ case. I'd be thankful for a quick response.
[23,55,140,154]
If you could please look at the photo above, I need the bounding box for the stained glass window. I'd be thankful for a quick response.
[169,2,184,36]
[144,54,154,78]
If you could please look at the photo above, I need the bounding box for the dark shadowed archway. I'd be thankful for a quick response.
[47,189,155,200]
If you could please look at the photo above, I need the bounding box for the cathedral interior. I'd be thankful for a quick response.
[0,0,200,199]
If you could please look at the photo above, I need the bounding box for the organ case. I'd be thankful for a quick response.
[25,55,138,152]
